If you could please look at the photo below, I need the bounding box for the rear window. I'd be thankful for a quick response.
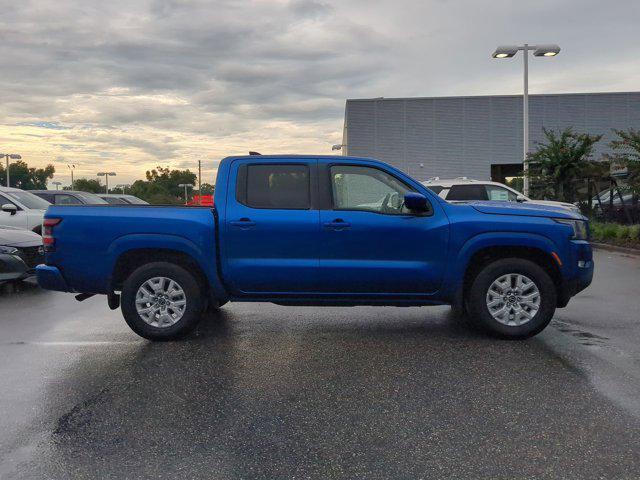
[102,196,127,204]
[446,184,489,201]
[238,164,310,209]
[74,192,109,204]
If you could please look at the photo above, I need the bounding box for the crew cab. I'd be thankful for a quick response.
[36,155,594,341]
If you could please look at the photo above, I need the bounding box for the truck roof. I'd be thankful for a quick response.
[222,154,376,161]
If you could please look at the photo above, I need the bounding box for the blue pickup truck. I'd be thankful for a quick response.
[36,155,593,341]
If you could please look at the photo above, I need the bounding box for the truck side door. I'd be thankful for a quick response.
[318,162,449,295]
[221,159,319,294]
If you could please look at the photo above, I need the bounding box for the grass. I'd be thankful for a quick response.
[590,222,640,248]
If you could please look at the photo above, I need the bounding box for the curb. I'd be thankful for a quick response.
[591,242,640,256]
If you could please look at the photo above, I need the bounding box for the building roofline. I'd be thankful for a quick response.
[346,91,640,103]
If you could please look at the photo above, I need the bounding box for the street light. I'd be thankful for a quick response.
[492,43,561,196]
[332,144,347,155]
[1,153,22,187]
[52,181,62,190]
[115,184,130,194]
[96,172,117,193]
[178,183,194,204]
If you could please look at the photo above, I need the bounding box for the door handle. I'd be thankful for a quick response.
[230,218,256,228]
[323,219,351,229]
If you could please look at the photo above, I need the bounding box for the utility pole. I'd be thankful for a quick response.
[198,159,202,205]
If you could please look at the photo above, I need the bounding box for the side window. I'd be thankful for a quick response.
[330,165,415,215]
[446,184,489,201]
[485,185,517,202]
[55,194,82,205]
[238,164,310,209]
[0,194,14,206]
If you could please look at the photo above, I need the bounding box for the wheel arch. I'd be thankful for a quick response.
[449,232,563,308]
[112,248,209,294]
[462,245,562,307]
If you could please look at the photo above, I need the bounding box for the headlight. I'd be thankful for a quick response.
[554,219,588,240]
[0,245,19,255]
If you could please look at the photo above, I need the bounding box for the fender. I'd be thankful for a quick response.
[106,233,228,300]
[441,231,560,300]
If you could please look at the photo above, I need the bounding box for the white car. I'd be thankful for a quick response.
[0,186,51,234]
[422,178,579,212]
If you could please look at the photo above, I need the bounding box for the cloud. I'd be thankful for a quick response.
[0,0,638,186]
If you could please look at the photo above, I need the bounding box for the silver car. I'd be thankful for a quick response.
[0,186,51,234]
[422,178,580,212]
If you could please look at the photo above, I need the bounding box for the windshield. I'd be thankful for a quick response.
[74,192,109,204]
[4,190,51,209]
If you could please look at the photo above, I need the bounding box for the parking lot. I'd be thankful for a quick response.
[1,248,640,478]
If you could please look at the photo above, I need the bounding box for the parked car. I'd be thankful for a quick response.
[99,194,149,205]
[0,186,51,234]
[37,155,593,341]
[0,225,44,284]
[422,178,580,212]
[31,190,109,205]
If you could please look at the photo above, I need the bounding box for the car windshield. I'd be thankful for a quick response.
[74,192,109,204]
[4,190,51,209]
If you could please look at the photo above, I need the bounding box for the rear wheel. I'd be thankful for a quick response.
[466,258,556,339]
[121,262,204,340]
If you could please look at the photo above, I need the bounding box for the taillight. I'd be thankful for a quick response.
[42,218,62,251]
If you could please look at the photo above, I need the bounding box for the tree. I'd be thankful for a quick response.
[67,178,103,193]
[608,128,640,197]
[145,166,197,198]
[127,167,197,204]
[0,160,55,189]
[527,127,602,203]
[200,183,215,195]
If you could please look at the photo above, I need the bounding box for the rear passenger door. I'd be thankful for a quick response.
[222,159,320,294]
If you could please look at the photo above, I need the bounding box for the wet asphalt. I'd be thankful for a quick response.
[1,249,640,479]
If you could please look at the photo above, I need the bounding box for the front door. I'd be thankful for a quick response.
[222,159,319,294]
[0,193,26,229]
[318,163,449,295]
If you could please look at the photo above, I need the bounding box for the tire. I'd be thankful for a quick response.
[121,262,204,341]
[466,258,557,339]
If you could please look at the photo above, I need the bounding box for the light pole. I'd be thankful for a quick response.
[492,44,560,196]
[115,184,129,194]
[332,144,347,155]
[67,164,76,190]
[178,183,193,204]
[52,181,62,190]
[97,172,116,193]
[1,153,22,187]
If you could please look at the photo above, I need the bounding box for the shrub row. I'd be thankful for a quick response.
[590,222,640,247]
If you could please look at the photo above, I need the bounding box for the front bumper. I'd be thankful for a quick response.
[0,253,32,284]
[36,265,71,292]
[557,241,594,308]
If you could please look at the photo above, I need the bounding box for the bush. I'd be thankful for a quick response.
[590,221,640,246]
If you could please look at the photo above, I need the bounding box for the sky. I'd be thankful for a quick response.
[1,0,639,187]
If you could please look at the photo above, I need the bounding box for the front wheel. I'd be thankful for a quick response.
[466,258,557,339]
[121,262,204,341]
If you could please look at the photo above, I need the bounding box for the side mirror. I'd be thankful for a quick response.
[516,194,527,203]
[1,204,17,215]
[404,193,430,213]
